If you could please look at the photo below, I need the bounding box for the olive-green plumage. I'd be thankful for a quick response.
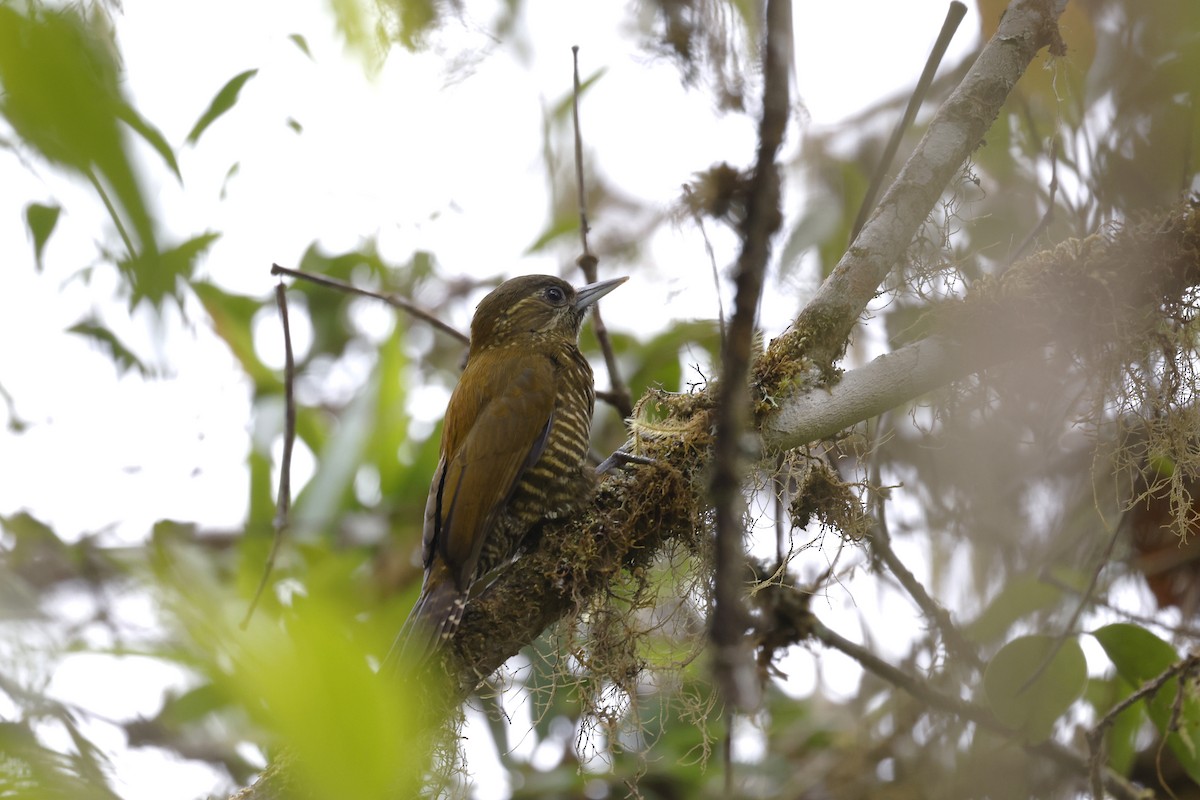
[391,273,626,664]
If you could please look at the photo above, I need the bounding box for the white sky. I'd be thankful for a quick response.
[0,1,984,798]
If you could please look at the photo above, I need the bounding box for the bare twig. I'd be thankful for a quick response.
[241,283,297,629]
[850,1,968,243]
[710,0,792,711]
[570,46,633,418]
[683,184,728,342]
[270,263,468,345]
[1018,518,1122,694]
[1085,652,1199,800]
[1010,135,1061,263]
[572,46,594,265]
[866,416,981,669]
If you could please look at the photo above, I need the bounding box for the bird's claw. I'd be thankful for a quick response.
[597,449,655,475]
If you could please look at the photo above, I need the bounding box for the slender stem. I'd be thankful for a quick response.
[570,46,633,418]
[241,283,297,629]
[866,420,982,669]
[710,0,792,711]
[850,1,968,243]
[87,168,136,260]
[270,264,468,345]
[812,616,1148,800]
[1086,653,1200,800]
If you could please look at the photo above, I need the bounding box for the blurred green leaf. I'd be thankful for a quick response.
[67,317,151,376]
[550,68,607,120]
[0,6,157,259]
[116,102,181,181]
[234,602,426,800]
[191,280,277,390]
[0,720,122,800]
[965,577,1063,645]
[371,325,410,493]
[525,215,579,255]
[1093,623,1200,782]
[24,202,60,271]
[328,0,386,69]
[220,161,241,199]
[186,68,258,145]
[157,682,234,726]
[292,324,410,527]
[292,242,398,360]
[121,232,220,308]
[984,634,1087,743]
[1085,675,1143,776]
[394,0,439,51]
[778,199,841,279]
[288,33,314,59]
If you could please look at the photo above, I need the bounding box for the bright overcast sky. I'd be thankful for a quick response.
[0,2,980,798]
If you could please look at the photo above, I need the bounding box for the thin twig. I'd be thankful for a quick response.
[849,1,968,243]
[866,415,981,669]
[811,615,1149,800]
[1018,518,1122,694]
[572,46,594,265]
[1085,652,1199,800]
[270,263,468,345]
[685,185,728,343]
[241,283,297,629]
[1010,135,1061,263]
[570,46,633,418]
[710,0,792,711]
[87,168,137,260]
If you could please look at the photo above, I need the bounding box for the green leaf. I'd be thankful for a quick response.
[186,69,258,145]
[115,102,181,181]
[0,7,157,258]
[24,202,61,270]
[1085,675,1144,776]
[288,33,313,59]
[67,318,151,376]
[220,162,240,199]
[965,577,1063,645]
[983,634,1088,743]
[369,325,410,494]
[286,117,303,134]
[190,280,277,390]
[395,0,438,51]
[252,604,425,800]
[525,215,579,254]
[120,232,220,308]
[550,68,608,120]
[1093,623,1200,782]
[327,0,386,69]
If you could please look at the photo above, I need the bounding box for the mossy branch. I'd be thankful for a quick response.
[447,197,1200,689]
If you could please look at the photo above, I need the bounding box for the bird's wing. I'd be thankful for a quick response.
[423,349,556,591]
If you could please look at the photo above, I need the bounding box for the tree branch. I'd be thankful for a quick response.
[777,0,1067,370]
[710,0,792,711]
[762,200,1200,454]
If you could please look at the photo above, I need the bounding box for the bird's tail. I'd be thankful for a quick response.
[382,574,467,674]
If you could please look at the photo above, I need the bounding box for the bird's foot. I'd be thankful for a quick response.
[597,449,655,475]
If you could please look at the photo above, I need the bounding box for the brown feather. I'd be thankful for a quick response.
[388,274,625,670]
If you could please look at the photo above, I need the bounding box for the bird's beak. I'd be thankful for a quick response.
[573,276,628,312]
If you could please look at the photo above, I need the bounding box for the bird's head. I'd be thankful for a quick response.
[469,274,626,352]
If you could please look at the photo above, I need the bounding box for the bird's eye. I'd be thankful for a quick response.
[544,286,566,304]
